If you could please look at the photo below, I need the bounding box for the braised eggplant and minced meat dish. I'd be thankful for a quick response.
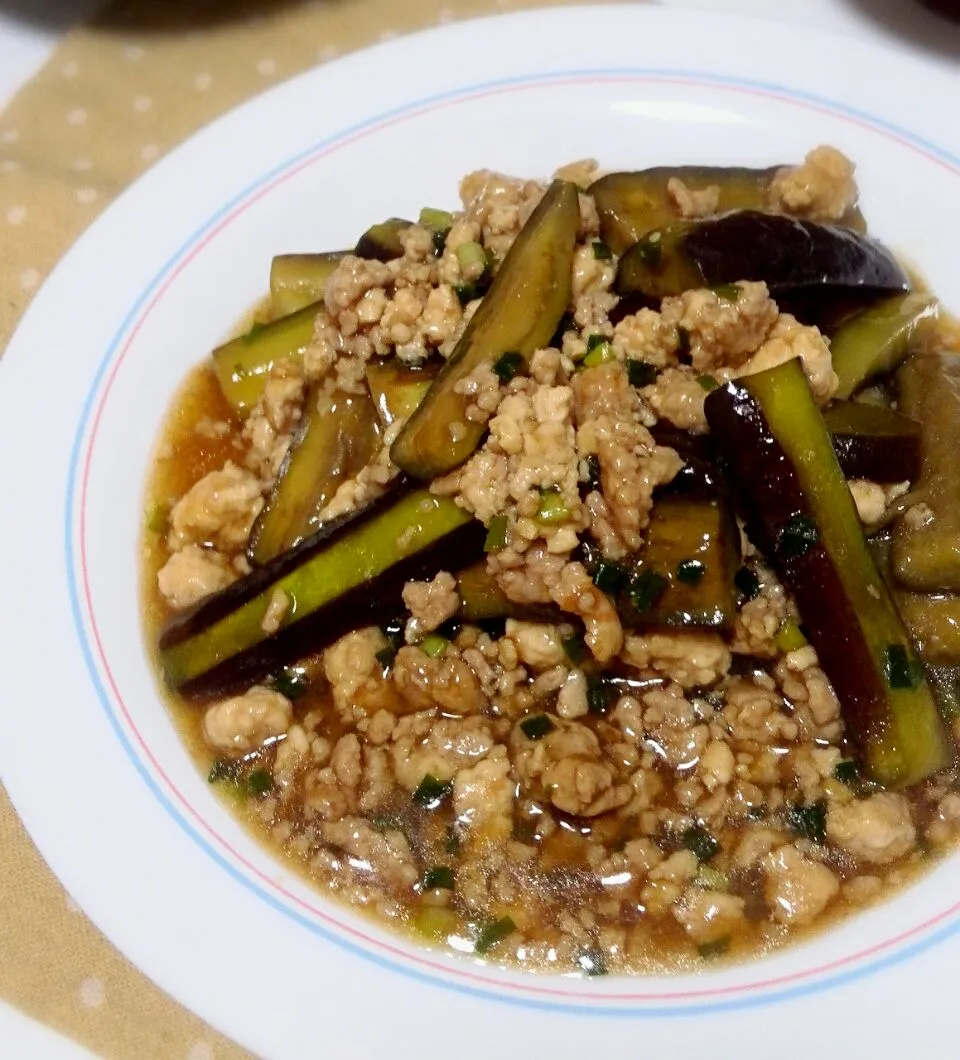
[143,148,960,973]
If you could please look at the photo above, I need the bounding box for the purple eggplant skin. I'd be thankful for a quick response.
[704,363,948,788]
[821,402,922,483]
[160,477,486,697]
[616,211,909,306]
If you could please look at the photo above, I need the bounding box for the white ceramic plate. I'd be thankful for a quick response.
[2,6,960,1057]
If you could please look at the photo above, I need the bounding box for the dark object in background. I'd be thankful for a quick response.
[918,0,960,20]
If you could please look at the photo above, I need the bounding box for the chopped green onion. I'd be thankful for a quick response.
[575,947,608,976]
[627,359,658,387]
[454,282,479,305]
[636,231,662,267]
[696,374,719,392]
[484,514,509,553]
[474,916,516,955]
[420,634,449,659]
[734,565,761,600]
[375,647,396,673]
[492,350,523,382]
[592,561,627,594]
[582,341,616,368]
[270,667,310,700]
[775,619,808,654]
[833,760,861,785]
[455,240,488,278]
[676,558,706,585]
[712,282,740,303]
[423,865,456,890]
[786,799,827,843]
[697,937,730,959]
[414,774,453,810]
[587,674,614,716]
[592,240,612,261]
[247,769,273,797]
[681,825,720,863]
[414,906,460,942]
[371,811,403,832]
[520,714,556,740]
[535,486,570,524]
[627,569,668,613]
[693,865,730,891]
[777,514,819,559]
[562,633,589,666]
[884,643,924,690]
[419,206,454,230]
[586,332,607,352]
[208,759,240,784]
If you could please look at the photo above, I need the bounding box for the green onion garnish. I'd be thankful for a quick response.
[627,359,658,387]
[247,769,274,797]
[535,485,569,524]
[423,866,455,890]
[592,240,612,260]
[696,374,719,392]
[413,774,453,810]
[474,916,516,955]
[484,514,508,553]
[492,351,523,382]
[520,715,556,740]
[420,634,449,659]
[681,825,720,863]
[676,559,706,585]
[777,515,819,559]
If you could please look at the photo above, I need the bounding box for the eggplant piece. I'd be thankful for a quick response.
[822,402,921,483]
[892,350,960,592]
[831,293,939,400]
[365,360,437,428]
[269,253,344,317]
[391,180,580,479]
[618,497,740,632]
[590,166,867,255]
[355,217,412,262]
[160,480,485,696]
[212,301,320,415]
[705,358,948,788]
[248,388,380,565]
[615,211,908,306]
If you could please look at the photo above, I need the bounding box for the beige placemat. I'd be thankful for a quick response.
[0,0,620,1056]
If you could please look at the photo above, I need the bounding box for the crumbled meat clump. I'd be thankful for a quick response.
[147,147,960,979]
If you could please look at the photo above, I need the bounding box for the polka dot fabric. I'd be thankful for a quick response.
[0,1,612,1056]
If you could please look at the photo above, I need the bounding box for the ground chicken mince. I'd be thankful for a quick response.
[143,148,960,975]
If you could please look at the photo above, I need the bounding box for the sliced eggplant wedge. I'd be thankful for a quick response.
[248,388,381,565]
[355,217,412,262]
[618,497,740,632]
[705,357,948,788]
[591,166,867,255]
[391,180,580,479]
[831,293,939,400]
[269,252,344,317]
[616,211,908,306]
[456,561,512,621]
[365,360,437,428]
[212,301,320,415]
[821,402,921,483]
[892,349,960,592]
[160,480,485,696]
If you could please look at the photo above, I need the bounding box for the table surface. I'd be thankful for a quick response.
[0,0,956,1054]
